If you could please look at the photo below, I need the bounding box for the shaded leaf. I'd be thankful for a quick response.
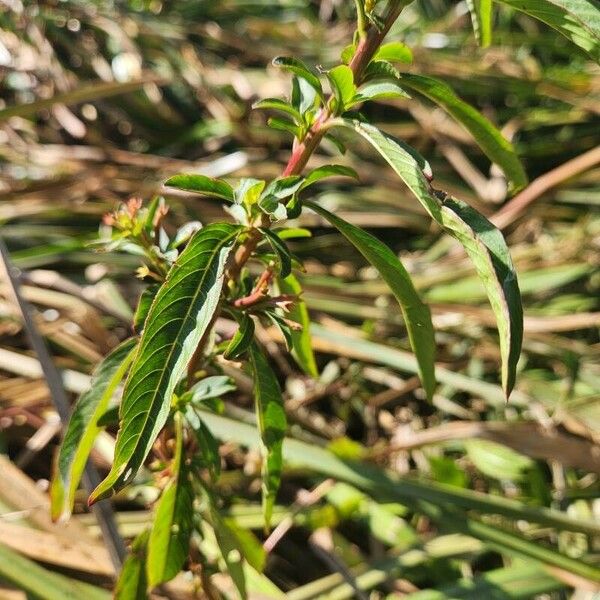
[133,285,159,334]
[89,223,239,502]
[224,314,256,360]
[51,338,137,521]
[248,342,286,528]
[186,375,236,405]
[115,531,149,600]
[278,274,318,378]
[0,543,110,600]
[186,409,222,479]
[400,74,527,191]
[147,415,194,587]
[305,200,436,401]
[260,228,292,277]
[164,174,235,202]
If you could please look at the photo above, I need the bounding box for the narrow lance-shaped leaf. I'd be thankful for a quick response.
[164,174,235,202]
[278,274,318,378]
[89,223,240,503]
[224,314,255,360]
[248,342,286,529]
[438,197,523,396]
[147,413,194,587]
[114,530,150,600]
[50,338,137,521]
[341,120,522,397]
[260,228,292,278]
[400,74,527,191]
[301,164,359,189]
[252,98,302,122]
[305,200,436,401]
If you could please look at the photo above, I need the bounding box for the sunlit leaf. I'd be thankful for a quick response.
[327,65,356,111]
[466,0,493,47]
[51,338,137,521]
[272,56,323,99]
[252,98,302,122]
[400,74,527,191]
[373,41,413,63]
[301,164,359,189]
[305,200,436,401]
[89,223,240,502]
[341,120,522,397]
[164,174,234,201]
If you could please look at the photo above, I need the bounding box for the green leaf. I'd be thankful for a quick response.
[133,285,159,334]
[186,409,222,479]
[400,74,527,191]
[497,0,600,61]
[260,228,292,277]
[302,164,359,189]
[248,342,286,529]
[272,56,323,99]
[89,223,239,502]
[262,176,304,200]
[291,76,319,115]
[267,117,301,137]
[464,439,533,481]
[327,65,356,111]
[466,0,493,47]
[164,174,235,202]
[278,274,318,378]
[252,98,302,122]
[115,531,150,600]
[0,542,110,600]
[224,314,256,360]
[50,338,137,521]
[353,80,411,103]
[186,375,236,405]
[373,41,413,63]
[147,415,194,587]
[211,508,248,599]
[305,200,436,401]
[363,60,401,81]
[438,197,523,396]
[340,120,523,397]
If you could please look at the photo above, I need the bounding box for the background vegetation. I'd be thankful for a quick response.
[0,0,598,598]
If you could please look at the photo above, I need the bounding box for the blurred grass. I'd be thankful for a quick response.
[0,0,599,598]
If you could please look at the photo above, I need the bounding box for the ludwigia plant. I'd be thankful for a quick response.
[49,0,600,596]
